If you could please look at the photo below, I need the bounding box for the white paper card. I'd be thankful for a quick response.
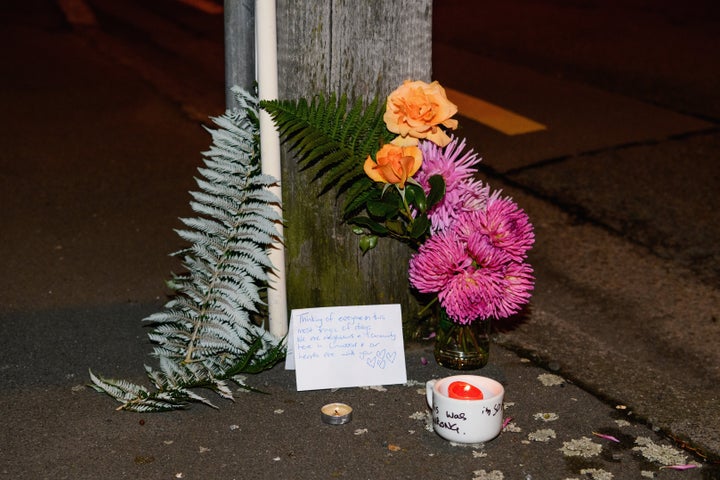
[285,304,407,391]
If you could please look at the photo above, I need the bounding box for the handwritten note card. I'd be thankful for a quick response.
[285,304,407,391]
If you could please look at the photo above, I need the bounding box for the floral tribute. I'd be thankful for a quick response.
[262,79,534,326]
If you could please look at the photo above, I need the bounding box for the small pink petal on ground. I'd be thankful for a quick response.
[420,357,428,365]
[502,417,513,429]
[592,432,620,443]
[660,465,699,470]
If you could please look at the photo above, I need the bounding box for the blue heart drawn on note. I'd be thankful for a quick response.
[375,349,387,369]
[366,357,377,368]
[385,351,397,364]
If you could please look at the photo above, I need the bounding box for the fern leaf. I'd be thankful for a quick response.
[342,176,378,218]
[90,87,285,413]
[261,94,393,218]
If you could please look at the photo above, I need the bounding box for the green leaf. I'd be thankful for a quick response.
[427,174,446,209]
[410,216,430,239]
[261,93,394,210]
[406,183,427,213]
[359,235,378,254]
[367,198,400,219]
[342,177,378,219]
[385,219,405,236]
[348,216,390,235]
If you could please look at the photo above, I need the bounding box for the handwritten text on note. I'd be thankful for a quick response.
[286,304,407,391]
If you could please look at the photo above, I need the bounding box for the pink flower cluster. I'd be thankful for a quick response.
[415,138,489,232]
[409,139,535,324]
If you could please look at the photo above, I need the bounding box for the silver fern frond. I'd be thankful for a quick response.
[90,88,286,412]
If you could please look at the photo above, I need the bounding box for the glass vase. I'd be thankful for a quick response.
[434,309,491,370]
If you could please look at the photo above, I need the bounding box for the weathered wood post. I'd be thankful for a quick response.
[274,0,434,331]
[224,0,255,107]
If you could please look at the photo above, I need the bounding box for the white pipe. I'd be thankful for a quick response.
[255,0,288,338]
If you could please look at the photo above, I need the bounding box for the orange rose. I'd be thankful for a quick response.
[363,143,423,188]
[383,80,458,147]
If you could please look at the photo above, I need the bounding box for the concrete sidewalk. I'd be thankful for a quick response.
[1,2,719,479]
[2,341,710,479]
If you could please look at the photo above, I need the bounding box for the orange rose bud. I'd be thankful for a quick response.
[383,80,458,147]
[363,143,423,188]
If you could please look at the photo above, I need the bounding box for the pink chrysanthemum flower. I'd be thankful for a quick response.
[408,231,471,293]
[409,205,535,323]
[437,234,507,322]
[439,268,505,324]
[492,261,534,319]
[416,138,490,232]
[455,192,535,262]
[417,137,479,185]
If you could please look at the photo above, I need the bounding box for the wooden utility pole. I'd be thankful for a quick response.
[274,0,433,330]
[224,0,256,107]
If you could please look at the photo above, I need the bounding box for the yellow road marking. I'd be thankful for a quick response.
[176,0,223,15]
[444,87,546,136]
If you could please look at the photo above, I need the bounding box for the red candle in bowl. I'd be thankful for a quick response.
[448,381,484,400]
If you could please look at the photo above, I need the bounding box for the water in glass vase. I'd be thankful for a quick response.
[434,309,491,370]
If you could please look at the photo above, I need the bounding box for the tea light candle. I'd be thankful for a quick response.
[448,381,484,400]
[321,403,353,425]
